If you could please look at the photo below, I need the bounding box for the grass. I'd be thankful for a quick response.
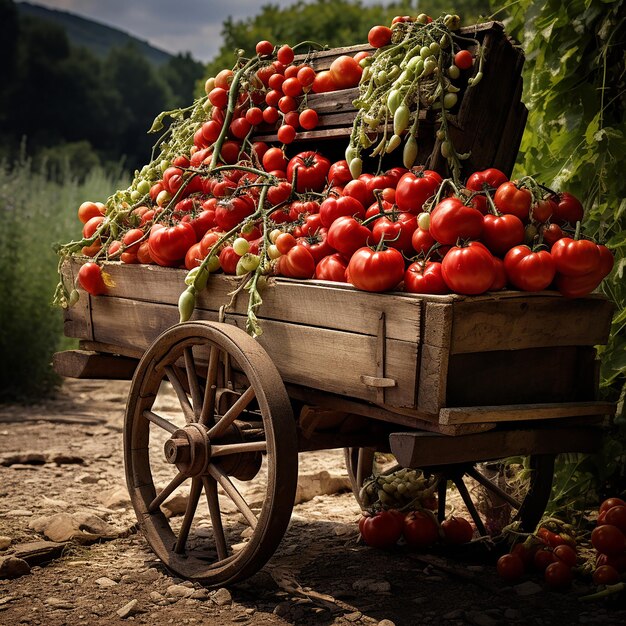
[0,155,128,402]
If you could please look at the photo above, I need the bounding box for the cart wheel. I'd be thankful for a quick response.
[344,447,555,534]
[125,321,298,586]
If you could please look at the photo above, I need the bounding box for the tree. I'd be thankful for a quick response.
[161,52,206,107]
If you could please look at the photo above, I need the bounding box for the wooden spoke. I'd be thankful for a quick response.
[465,466,522,510]
[144,410,177,434]
[210,441,267,457]
[184,347,203,419]
[208,463,258,529]
[174,477,203,554]
[164,365,195,423]
[437,476,448,523]
[199,346,220,426]
[202,476,228,561]
[453,475,488,536]
[207,386,256,439]
[148,472,187,513]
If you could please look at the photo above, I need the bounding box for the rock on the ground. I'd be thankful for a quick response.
[29,511,117,543]
[45,597,74,610]
[1,453,46,466]
[212,587,232,606]
[0,536,11,550]
[466,610,499,626]
[514,580,543,596]
[95,576,118,587]
[97,486,131,509]
[166,584,194,598]
[51,454,84,465]
[294,470,351,505]
[0,556,30,579]
[116,599,141,618]
[160,492,189,517]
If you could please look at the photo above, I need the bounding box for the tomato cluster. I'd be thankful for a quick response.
[592,497,626,586]
[497,523,578,590]
[359,509,473,550]
[74,152,615,303]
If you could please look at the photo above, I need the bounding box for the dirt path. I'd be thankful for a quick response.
[0,380,624,626]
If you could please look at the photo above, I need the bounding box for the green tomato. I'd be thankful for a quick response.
[130,190,141,202]
[443,92,458,109]
[136,180,151,196]
[429,41,440,55]
[417,212,431,230]
[232,237,250,256]
[447,65,461,80]
[267,244,281,260]
[269,229,282,244]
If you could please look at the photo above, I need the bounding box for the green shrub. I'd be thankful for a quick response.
[0,155,127,402]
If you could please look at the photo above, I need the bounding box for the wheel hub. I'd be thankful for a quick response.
[164,423,211,477]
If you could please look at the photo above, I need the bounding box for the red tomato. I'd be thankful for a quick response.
[403,511,440,548]
[441,516,474,544]
[82,215,105,239]
[329,55,362,89]
[277,245,316,279]
[297,65,316,87]
[494,182,532,221]
[136,241,153,264]
[368,25,393,48]
[533,548,556,572]
[395,170,442,214]
[319,195,365,228]
[328,160,353,186]
[553,192,584,225]
[219,140,242,164]
[466,168,508,191]
[78,201,105,224]
[301,213,324,236]
[199,231,224,257]
[281,76,303,97]
[553,545,577,568]
[454,49,473,70]
[371,212,417,254]
[267,180,292,205]
[311,70,338,93]
[504,246,556,291]
[481,213,525,256]
[277,124,296,144]
[315,253,348,282]
[411,227,437,256]
[287,151,331,193]
[219,246,239,274]
[429,197,484,244]
[404,261,450,294]
[348,247,405,292]
[184,242,205,270]
[77,262,107,295]
[360,511,404,549]
[276,45,294,65]
[275,233,298,255]
[542,223,564,247]
[214,69,233,90]
[593,565,621,586]
[215,195,255,231]
[497,553,524,582]
[489,256,507,290]
[591,524,626,555]
[531,197,557,223]
[600,498,626,515]
[596,552,626,573]
[208,87,228,109]
[299,108,319,130]
[343,179,373,207]
[298,229,333,263]
[442,242,496,295]
[255,40,273,56]
[327,216,372,257]
[544,561,572,590]
[551,237,601,276]
[263,147,287,173]
[121,228,144,252]
[148,222,196,265]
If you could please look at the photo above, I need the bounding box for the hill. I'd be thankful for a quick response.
[17,1,173,66]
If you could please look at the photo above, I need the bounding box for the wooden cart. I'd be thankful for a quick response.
[54,259,615,586]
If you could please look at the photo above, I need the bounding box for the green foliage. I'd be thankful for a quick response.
[0,154,128,403]
[502,0,626,503]
[204,0,490,82]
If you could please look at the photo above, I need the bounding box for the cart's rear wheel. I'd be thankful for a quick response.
[344,447,555,535]
[125,321,298,586]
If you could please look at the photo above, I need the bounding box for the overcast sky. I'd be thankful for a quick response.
[21,0,382,62]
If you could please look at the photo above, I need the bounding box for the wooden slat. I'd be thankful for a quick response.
[52,349,138,380]
[66,260,422,343]
[416,344,449,415]
[86,296,419,408]
[450,297,614,353]
[390,425,603,468]
[438,401,616,425]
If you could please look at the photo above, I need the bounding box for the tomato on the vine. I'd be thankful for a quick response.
[591,524,626,556]
[287,151,331,192]
[327,216,372,256]
[481,213,525,256]
[395,170,442,213]
[466,168,508,191]
[403,510,440,548]
[441,516,473,544]
[553,192,584,226]
[442,242,496,295]
[277,245,316,279]
[359,511,404,549]
[315,253,348,282]
[404,261,449,294]
[551,237,600,276]
[494,182,532,221]
[348,246,405,292]
[503,246,556,292]
[429,197,484,244]
[497,553,524,582]
[77,262,108,295]
[544,561,572,590]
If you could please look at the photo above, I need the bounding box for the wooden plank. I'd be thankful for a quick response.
[438,401,616,425]
[286,384,494,436]
[86,296,419,407]
[80,340,145,360]
[67,260,422,343]
[450,297,614,353]
[52,350,138,380]
[389,425,603,468]
[416,343,449,415]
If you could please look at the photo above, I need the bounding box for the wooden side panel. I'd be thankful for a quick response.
[450,297,614,353]
[76,262,421,343]
[53,350,137,380]
[87,297,419,408]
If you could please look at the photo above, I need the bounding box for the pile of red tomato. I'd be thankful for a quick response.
[496,497,626,592]
[359,508,474,550]
[76,149,614,299]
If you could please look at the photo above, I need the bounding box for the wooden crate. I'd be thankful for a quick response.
[255,21,527,178]
[60,260,614,432]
